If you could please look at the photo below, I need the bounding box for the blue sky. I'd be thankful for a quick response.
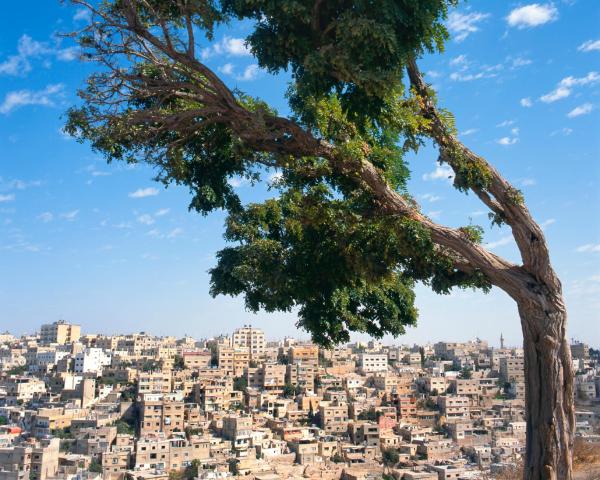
[0,1,598,347]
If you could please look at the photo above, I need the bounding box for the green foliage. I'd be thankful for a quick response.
[223,0,455,122]
[0,416,7,426]
[173,355,186,370]
[115,419,135,435]
[233,376,248,392]
[89,460,103,473]
[210,187,490,346]
[52,428,73,439]
[382,448,400,466]
[331,453,345,464]
[120,382,137,402]
[459,367,473,379]
[7,365,27,375]
[358,408,380,422]
[283,383,302,398]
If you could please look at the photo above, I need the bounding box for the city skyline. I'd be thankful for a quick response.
[0,1,599,347]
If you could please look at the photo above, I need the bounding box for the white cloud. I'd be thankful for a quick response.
[540,72,599,103]
[578,39,600,53]
[217,37,250,56]
[576,243,600,253]
[520,97,533,107]
[447,11,490,42]
[167,227,183,239]
[128,187,159,198]
[155,208,170,217]
[520,178,536,186]
[541,218,556,230]
[0,35,79,77]
[0,194,15,202]
[0,84,64,114]
[496,119,515,128]
[507,4,558,29]
[423,164,455,182]
[420,193,441,203]
[37,212,53,223]
[73,8,91,22]
[236,64,260,81]
[460,128,478,136]
[202,36,251,60]
[497,136,518,146]
[510,56,532,68]
[550,127,573,136]
[486,235,514,250]
[449,54,469,68]
[56,46,80,62]
[567,103,593,118]
[137,214,155,225]
[218,63,235,75]
[228,177,249,188]
[449,63,502,82]
[60,209,80,221]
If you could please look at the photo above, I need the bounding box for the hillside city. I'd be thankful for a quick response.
[0,321,598,480]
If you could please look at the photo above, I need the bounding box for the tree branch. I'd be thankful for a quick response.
[406,57,557,289]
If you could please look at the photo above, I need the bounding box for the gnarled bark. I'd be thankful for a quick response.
[518,295,574,480]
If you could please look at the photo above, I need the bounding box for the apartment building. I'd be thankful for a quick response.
[218,347,250,377]
[231,326,265,356]
[0,438,59,480]
[288,345,319,367]
[138,393,185,437]
[39,321,80,345]
[358,353,388,374]
[319,402,348,435]
[74,348,111,375]
[137,371,171,395]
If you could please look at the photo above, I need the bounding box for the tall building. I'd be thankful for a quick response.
[570,341,590,360]
[40,320,81,345]
[231,326,265,356]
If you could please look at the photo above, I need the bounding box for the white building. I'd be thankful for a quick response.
[359,353,388,373]
[74,348,111,374]
[232,326,266,356]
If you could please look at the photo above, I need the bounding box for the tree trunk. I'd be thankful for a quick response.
[518,296,575,480]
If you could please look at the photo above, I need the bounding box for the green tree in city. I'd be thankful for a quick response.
[65,1,574,477]
[382,448,400,467]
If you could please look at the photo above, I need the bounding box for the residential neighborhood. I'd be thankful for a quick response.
[0,321,598,479]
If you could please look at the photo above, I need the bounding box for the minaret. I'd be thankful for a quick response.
[500,333,505,349]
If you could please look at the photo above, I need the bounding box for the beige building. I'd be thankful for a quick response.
[39,320,80,345]
[231,326,265,356]
[288,345,319,367]
[319,401,348,435]
[139,393,185,437]
[218,347,250,376]
[134,435,210,473]
[0,438,59,480]
[137,371,171,395]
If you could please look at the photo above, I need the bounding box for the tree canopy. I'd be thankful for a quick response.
[65,0,493,347]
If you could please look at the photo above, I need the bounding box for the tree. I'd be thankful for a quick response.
[382,448,400,467]
[358,408,380,422]
[173,355,186,370]
[64,1,574,478]
[460,367,473,379]
[233,376,247,392]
